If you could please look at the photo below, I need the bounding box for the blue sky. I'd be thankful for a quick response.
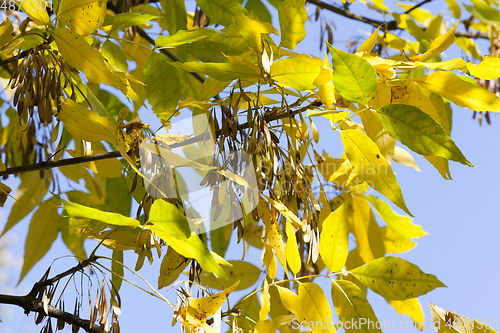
[1,1,500,332]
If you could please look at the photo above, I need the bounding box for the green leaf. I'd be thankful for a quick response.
[147,200,191,239]
[143,52,181,112]
[61,216,87,260]
[161,0,187,34]
[195,0,247,26]
[374,104,473,167]
[365,195,426,239]
[2,172,51,235]
[278,0,307,50]
[270,59,321,91]
[155,28,219,48]
[328,44,377,105]
[331,280,382,333]
[350,256,446,300]
[108,12,159,35]
[147,201,227,279]
[112,249,124,292]
[245,0,272,23]
[172,60,260,81]
[319,201,349,273]
[20,199,62,282]
[198,261,261,290]
[62,199,141,227]
[341,129,412,216]
[101,40,128,73]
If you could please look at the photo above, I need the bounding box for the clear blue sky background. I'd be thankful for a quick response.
[1,1,500,332]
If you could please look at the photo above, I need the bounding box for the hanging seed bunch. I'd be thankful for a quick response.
[9,41,78,126]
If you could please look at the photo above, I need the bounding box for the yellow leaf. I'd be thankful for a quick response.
[235,12,278,53]
[381,226,416,253]
[15,0,51,25]
[331,280,382,333]
[318,157,363,187]
[361,84,396,161]
[2,172,51,235]
[0,181,11,207]
[20,199,62,282]
[277,283,334,332]
[414,58,466,71]
[366,195,425,239]
[429,304,497,333]
[259,279,271,322]
[410,21,458,62]
[197,261,262,290]
[200,77,230,101]
[89,150,123,178]
[350,256,446,300]
[263,243,277,279]
[158,246,191,289]
[348,195,384,263]
[58,100,120,145]
[183,282,239,327]
[57,0,106,35]
[53,28,126,90]
[270,58,321,91]
[415,72,500,112]
[285,220,301,275]
[446,0,461,18]
[393,146,421,171]
[455,37,482,60]
[341,130,411,216]
[278,0,307,50]
[267,196,303,228]
[319,201,349,273]
[357,26,380,53]
[389,298,424,330]
[0,17,13,47]
[466,55,500,80]
[425,155,451,179]
[259,199,288,277]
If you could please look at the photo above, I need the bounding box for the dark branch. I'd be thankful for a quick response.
[0,254,101,333]
[404,0,433,15]
[0,295,100,333]
[0,98,322,177]
[306,0,490,39]
[305,0,399,30]
[0,151,121,177]
[135,27,206,84]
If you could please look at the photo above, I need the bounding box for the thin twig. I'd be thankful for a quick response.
[404,0,433,15]
[0,254,101,333]
[306,0,490,39]
[136,27,206,84]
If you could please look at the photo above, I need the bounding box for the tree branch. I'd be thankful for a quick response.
[0,151,121,177]
[0,294,100,333]
[306,0,490,39]
[0,254,101,333]
[404,0,433,15]
[135,27,206,84]
[305,0,399,30]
